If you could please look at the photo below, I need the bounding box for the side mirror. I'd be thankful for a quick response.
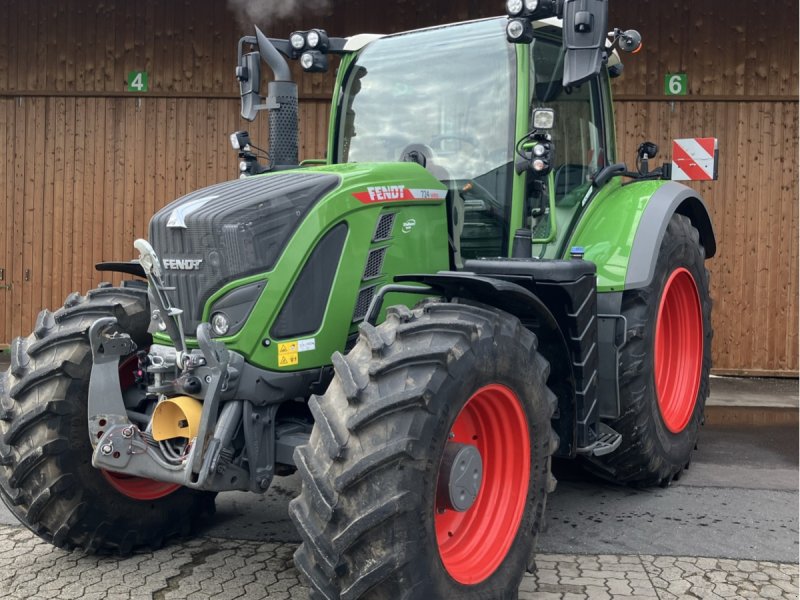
[562,0,608,87]
[237,51,262,122]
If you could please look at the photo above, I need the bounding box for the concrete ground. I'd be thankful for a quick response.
[0,355,797,598]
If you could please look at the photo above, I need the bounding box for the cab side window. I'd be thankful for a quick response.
[530,38,604,206]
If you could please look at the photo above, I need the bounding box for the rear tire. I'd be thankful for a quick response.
[289,301,558,599]
[589,213,712,486]
[0,284,215,554]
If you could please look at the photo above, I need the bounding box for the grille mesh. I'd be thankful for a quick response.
[353,286,376,322]
[373,213,396,242]
[363,247,387,280]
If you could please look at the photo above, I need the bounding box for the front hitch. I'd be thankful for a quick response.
[87,319,249,492]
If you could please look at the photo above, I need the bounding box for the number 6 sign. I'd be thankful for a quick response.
[665,73,688,96]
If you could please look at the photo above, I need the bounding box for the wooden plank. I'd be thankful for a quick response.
[143,98,156,241]
[60,98,76,304]
[0,0,8,92]
[29,98,46,322]
[123,99,137,259]
[132,97,147,245]
[111,98,126,273]
[13,99,27,337]
[0,100,8,343]
[91,97,106,289]
[80,97,96,291]
[17,99,35,335]
[70,97,86,295]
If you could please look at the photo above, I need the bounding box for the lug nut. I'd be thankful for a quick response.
[100,444,114,456]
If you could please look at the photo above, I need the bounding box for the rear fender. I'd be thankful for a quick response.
[570,180,716,292]
[626,181,716,290]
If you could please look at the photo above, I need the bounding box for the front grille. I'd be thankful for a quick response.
[353,286,376,322]
[149,172,339,334]
[363,247,387,280]
[373,213,396,242]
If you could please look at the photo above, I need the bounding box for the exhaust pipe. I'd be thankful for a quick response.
[254,27,298,168]
[236,27,299,169]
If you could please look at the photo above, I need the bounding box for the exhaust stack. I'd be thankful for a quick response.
[235,27,299,169]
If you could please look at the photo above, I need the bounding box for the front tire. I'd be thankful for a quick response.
[590,213,712,486]
[0,284,215,554]
[289,302,558,599]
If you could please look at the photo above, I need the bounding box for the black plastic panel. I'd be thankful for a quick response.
[464,258,599,456]
[271,223,348,339]
[149,172,339,334]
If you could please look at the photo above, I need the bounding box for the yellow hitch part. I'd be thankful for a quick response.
[151,396,203,441]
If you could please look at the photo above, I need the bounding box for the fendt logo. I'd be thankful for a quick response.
[163,258,204,271]
[352,186,446,204]
[366,186,408,201]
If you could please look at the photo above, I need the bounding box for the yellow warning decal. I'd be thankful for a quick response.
[278,341,299,368]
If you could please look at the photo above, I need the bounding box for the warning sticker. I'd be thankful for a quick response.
[278,341,298,354]
[278,353,299,367]
[278,341,299,368]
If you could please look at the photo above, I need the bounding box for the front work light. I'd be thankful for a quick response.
[290,32,306,50]
[306,29,329,51]
[532,108,555,130]
[506,0,524,16]
[506,19,534,43]
[524,0,539,11]
[300,51,328,73]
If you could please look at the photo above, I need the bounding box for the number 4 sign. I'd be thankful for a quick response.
[127,71,149,93]
[665,73,688,96]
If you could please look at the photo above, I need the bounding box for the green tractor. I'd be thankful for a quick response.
[0,1,716,597]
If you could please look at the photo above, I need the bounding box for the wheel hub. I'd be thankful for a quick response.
[437,443,483,512]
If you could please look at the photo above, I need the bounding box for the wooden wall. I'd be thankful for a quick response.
[0,0,797,375]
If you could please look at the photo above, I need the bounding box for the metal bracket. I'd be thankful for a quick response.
[87,318,137,446]
[243,403,278,492]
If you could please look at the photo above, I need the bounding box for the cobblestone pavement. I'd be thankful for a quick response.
[1,525,797,599]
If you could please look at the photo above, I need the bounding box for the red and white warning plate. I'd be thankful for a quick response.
[671,138,719,181]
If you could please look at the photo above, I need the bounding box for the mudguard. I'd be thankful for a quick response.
[569,179,716,293]
[570,179,716,419]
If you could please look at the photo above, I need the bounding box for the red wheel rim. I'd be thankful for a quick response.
[100,355,181,501]
[654,268,703,433]
[435,384,530,585]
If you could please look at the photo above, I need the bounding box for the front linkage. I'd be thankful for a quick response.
[87,240,302,495]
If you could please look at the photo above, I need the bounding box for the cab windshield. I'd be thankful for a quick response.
[336,19,516,258]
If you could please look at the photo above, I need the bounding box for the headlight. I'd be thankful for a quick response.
[506,0,524,16]
[306,30,320,49]
[290,32,305,50]
[533,144,547,157]
[210,312,231,337]
[524,0,539,11]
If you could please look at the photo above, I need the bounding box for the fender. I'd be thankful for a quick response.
[569,179,716,292]
[394,271,579,457]
[626,181,716,289]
